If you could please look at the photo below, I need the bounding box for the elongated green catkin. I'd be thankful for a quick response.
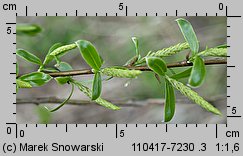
[50,44,77,56]
[150,42,189,57]
[101,67,142,78]
[136,42,189,65]
[198,48,227,57]
[165,75,222,115]
[16,79,32,88]
[73,81,120,110]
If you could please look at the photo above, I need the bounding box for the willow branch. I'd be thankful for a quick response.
[16,97,155,107]
[16,95,226,107]
[46,59,226,77]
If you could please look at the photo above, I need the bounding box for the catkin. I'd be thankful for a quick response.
[198,48,227,57]
[150,42,190,57]
[136,42,189,64]
[50,44,77,56]
[16,79,32,88]
[73,81,120,110]
[101,68,142,78]
[165,75,222,115]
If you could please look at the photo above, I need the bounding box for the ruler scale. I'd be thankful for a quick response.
[0,0,242,155]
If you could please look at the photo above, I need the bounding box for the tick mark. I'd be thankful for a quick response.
[6,23,16,25]
[227,115,242,118]
[227,16,241,18]
[25,6,28,16]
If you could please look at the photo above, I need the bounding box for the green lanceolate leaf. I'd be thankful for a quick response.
[16,79,32,88]
[55,62,73,71]
[176,18,199,55]
[17,49,42,65]
[43,43,62,66]
[171,67,192,80]
[73,81,120,110]
[164,79,176,122]
[99,55,104,65]
[92,72,102,100]
[101,67,142,78]
[132,37,140,58]
[16,24,42,36]
[165,75,221,115]
[168,68,176,75]
[188,56,206,88]
[50,83,74,112]
[49,44,77,57]
[19,72,52,87]
[16,62,19,77]
[146,57,167,76]
[75,40,103,71]
[55,77,71,85]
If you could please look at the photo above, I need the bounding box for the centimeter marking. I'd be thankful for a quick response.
[13,3,242,17]
[7,3,241,142]
[6,122,234,140]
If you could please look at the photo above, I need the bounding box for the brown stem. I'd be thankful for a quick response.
[16,95,226,107]
[45,59,226,77]
[16,97,156,107]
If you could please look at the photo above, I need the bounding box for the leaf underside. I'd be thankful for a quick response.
[164,79,176,122]
[76,40,103,71]
[146,57,167,76]
[176,18,199,55]
[188,56,206,88]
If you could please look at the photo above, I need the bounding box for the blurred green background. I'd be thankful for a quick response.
[16,17,227,124]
